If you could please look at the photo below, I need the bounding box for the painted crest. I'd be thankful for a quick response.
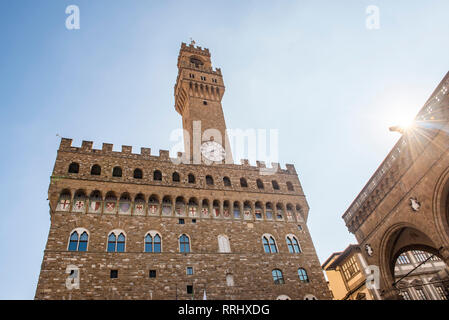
[202,208,209,216]
[287,211,293,221]
[59,199,70,211]
[120,202,130,213]
[74,200,85,211]
[105,202,116,212]
[223,209,230,217]
[90,201,101,212]
[162,205,171,215]
[365,244,374,257]
[410,198,421,212]
[135,203,144,215]
[213,208,220,217]
[244,210,251,216]
[189,206,197,217]
[149,204,158,214]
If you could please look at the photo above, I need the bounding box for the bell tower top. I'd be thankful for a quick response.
[174,42,232,164]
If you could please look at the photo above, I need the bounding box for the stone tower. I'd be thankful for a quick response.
[174,42,233,164]
[34,42,331,300]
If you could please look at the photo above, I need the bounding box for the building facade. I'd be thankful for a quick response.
[322,245,378,300]
[395,250,448,300]
[323,246,448,300]
[34,42,331,300]
[341,71,449,299]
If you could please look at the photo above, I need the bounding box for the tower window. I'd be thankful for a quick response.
[206,175,214,185]
[172,172,180,182]
[110,270,118,279]
[272,180,280,190]
[189,73,195,79]
[272,269,284,285]
[188,174,195,183]
[149,270,157,278]
[223,177,231,187]
[203,100,208,105]
[187,285,194,295]
[154,170,162,181]
[186,267,194,275]
[287,182,294,191]
[179,219,185,225]
[91,164,101,176]
[240,178,248,188]
[133,168,143,179]
[112,166,122,177]
[298,268,309,283]
[179,234,190,253]
[256,179,264,189]
[68,162,79,174]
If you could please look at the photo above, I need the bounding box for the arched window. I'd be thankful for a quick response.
[153,170,162,181]
[286,235,301,253]
[223,200,230,218]
[206,175,214,185]
[119,193,131,215]
[73,190,87,213]
[213,200,220,217]
[272,180,280,190]
[188,198,198,217]
[107,231,126,252]
[133,168,143,179]
[68,162,79,174]
[134,193,145,216]
[175,196,186,216]
[88,190,102,213]
[162,196,172,216]
[255,202,263,219]
[298,268,309,283]
[112,166,122,177]
[218,235,231,253]
[104,192,117,214]
[68,230,89,252]
[263,235,278,253]
[201,199,210,217]
[148,194,160,215]
[240,178,248,188]
[57,190,71,212]
[265,203,273,220]
[256,179,264,189]
[276,203,284,220]
[179,234,190,253]
[91,164,101,176]
[287,182,294,191]
[304,294,317,300]
[272,269,284,285]
[233,201,240,219]
[172,172,180,182]
[145,232,162,253]
[188,173,195,183]
[223,176,231,187]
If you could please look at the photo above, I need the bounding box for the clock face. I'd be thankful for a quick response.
[201,141,226,162]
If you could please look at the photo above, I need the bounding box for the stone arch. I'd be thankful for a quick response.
[432,164,449,245]
[379,223,446,296]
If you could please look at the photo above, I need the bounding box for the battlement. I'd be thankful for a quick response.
[180,42,211,57]
[58,138,297,175]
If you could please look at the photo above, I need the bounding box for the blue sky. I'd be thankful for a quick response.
[0,1,448,299]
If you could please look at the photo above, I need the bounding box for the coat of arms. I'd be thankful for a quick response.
[410,198,421,212]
